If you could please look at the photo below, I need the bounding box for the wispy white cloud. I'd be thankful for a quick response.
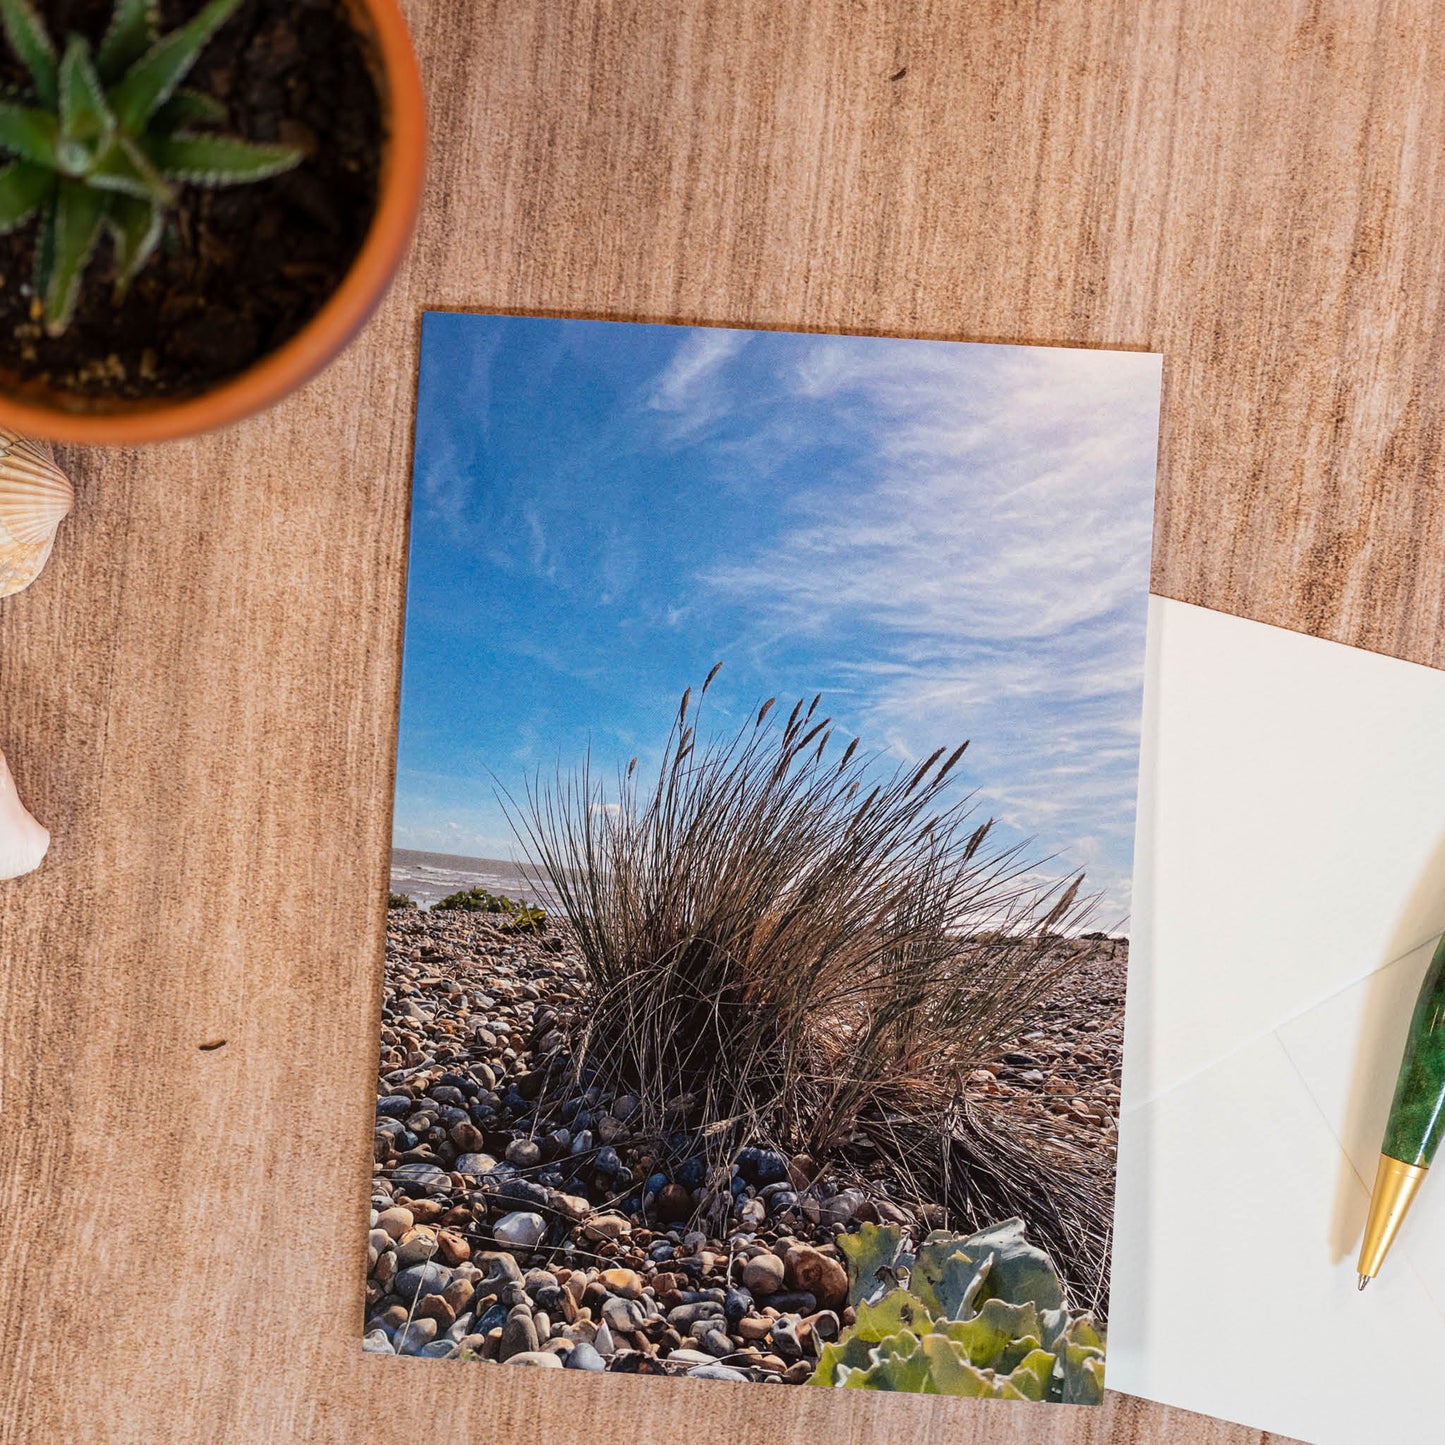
[644,328,750,438]
[704,339,1160,922]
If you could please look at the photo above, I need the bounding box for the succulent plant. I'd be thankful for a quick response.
[811,1219,1106,1402]
[0,0,304,334]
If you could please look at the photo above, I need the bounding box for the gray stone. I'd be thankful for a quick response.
[418,1339,458,1358]
[499,1306,539,1361]
[523,1268,560,1295]
[395,1318,439,1354]
[505,1137,542,1168]
[665,1348,715,1367]
[492,1211,546,1251]
[741,1253,785,1295]
[687,1364,749,1382]
[394,1261,453,1302]
[394,1230,440,1267]
[564,1340,606,1371]
[818,1188,864,1228]
[601,1296,646,1333]
[454,1152,498,1180]
[474,1250,524,1286]
[392,1162,450,1195]
[361,1329,395,1355]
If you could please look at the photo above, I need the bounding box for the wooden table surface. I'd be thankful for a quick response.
[7,0,1440,1439]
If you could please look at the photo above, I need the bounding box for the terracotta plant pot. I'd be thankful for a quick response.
[0,0,425,446]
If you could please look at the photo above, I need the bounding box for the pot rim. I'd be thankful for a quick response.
[0,0,426,447]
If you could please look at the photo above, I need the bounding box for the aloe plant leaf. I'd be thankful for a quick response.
[88,134,172,204]
[42,177,106,334]
[96,0,159,85]
[104,191,163,293]
[0,101,57,167]
[152,86,226,132]
[58,36,115,151]
[148,131,302,186]
[107,0,241,133]
[0,0,57,108]
[0,157,49,230]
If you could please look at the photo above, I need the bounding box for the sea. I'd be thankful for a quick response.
[389,849,560,910]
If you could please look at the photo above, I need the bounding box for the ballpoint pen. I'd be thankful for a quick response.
[1357,932,1445,1289]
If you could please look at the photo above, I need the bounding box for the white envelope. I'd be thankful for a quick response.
[1110,598,1445,1445]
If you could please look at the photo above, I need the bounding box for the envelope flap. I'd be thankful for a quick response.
[1124,600,1445,1109]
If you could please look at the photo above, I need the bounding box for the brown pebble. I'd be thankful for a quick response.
[783,1245,847,1312]
[442,1278,475,1311]
[600,1268,643,1299]
[375,1206,414,1240]
[436,1228,470,1266]
[414,1293,456,1327]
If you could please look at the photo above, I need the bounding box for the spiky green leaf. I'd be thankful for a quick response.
[0,0,57,108]
[42,178,106,334]
[0,101,57,167]
[96,0,159,85]
[152,86,226,132]
[104,191,163,293]
[148,131,303,186]
[0,157,50,231]
[107,0,241,133]
[58,36,115,149]
[88,135,172,204]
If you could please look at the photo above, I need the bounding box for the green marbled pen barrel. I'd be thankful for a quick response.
[1358,932,1445,1288]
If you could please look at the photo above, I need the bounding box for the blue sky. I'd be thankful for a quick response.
[394,313,1161,923]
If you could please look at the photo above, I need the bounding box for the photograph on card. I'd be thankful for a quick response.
[367,311,1161,1400]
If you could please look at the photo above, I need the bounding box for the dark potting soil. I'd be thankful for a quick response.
[0,0,383,401]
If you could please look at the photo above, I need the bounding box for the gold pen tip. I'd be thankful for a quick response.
[1358,1274,1371,1291]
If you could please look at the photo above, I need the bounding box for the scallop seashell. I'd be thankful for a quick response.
[0,428,73,598]
[0,747,49,879]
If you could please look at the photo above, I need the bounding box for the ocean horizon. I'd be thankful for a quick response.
[389,848,558,910]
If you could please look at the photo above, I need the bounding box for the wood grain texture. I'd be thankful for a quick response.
[10,0,1443,1439]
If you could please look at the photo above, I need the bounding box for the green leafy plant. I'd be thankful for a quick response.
[811,1219,1105,1402]
[0,0,304,334]
[433,887,547,932]
[386,892,417,910]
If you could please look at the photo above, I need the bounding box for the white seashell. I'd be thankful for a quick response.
[0,747,49,879]
[0,428,73,598]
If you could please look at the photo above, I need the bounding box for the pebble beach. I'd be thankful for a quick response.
[363,902,1126,1378]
